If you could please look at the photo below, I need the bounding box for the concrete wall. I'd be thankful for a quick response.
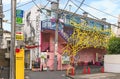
[104,55,120,73]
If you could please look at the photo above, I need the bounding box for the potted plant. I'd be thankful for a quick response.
[104,36,120,73]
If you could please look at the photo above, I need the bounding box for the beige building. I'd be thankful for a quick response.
[1,30,11,49]
[110,14,120,37]
[111,24,119,36]
[0,30,11,66]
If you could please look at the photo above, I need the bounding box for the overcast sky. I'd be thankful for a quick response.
[2,0,120,31]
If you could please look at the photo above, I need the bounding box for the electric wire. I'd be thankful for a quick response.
[74,0,118,19]
[32,0,47,16]
[70,0,119,27]
[59,0,70,19]
[17,0,21,5]
[62,0,70,12]
[3,0,36,13]
[43,1,50,9]
[70,0,85,18]
[3,0,50,24]
[70,0,100,20]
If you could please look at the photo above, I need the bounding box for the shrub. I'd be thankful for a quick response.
[107,37,120,54]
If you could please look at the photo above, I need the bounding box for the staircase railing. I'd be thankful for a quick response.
[41,19,72,42]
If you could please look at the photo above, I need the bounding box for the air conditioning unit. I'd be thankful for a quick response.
[5,53,10,58]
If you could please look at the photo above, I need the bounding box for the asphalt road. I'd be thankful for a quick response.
[25,70,70,79]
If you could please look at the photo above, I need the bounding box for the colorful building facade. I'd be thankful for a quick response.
[40,10,111,70]
[24,5,112,70]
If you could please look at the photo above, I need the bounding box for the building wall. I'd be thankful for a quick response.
[78,47,106,62]
[0,31,11,67]
[1,31,11,49]
[45,31,107,70]
[24,4,111,70]
[40,30,67,70]
[111,24,120,37]
[24,5,40,44]
[24,5,42,69]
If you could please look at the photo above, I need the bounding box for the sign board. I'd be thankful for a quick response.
[62,55,70,64]
[39,52,47,59]
[16,49,24,79]
[39,52,47,63]
[16,10,24,24]
[16,32,24,40]
[16,17,23,24]
[5,53,10,58]
[16,10,24,18]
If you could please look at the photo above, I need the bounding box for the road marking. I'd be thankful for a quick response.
[77,73,116,79]
[61,74,65,77]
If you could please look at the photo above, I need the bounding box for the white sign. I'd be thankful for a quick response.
[62,55,70,64]
[39,52,47,59]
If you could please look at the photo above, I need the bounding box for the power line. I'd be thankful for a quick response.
[80,7,100,20]
[32,0,48,16]
[60,0,70,17]
[3,0,36,13]
[43,1,50,9]
[70,0,85,18]
[70,0,100,20]
[62,0,70,12]
[16,0,21,5]
[66,0,119,27]
[74,0,118,19]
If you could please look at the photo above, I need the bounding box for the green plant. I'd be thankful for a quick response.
[107,37,120,54]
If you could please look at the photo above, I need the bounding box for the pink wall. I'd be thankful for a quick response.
[41,33,50,52]
[78,47,106,63]
[41,31,107,70]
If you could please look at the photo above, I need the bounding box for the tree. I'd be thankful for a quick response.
[107,37,120,54]
[62,26,111,56]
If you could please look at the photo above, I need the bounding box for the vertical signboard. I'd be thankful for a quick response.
[16,10,24,24]
[16,32,24,40]
[16,49,24,79]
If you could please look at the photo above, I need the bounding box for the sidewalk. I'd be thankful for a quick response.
[68,73,120,79]
[0,67,9,79]
[67,65,120,79]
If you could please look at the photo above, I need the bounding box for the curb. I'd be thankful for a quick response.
[66,75,74,79]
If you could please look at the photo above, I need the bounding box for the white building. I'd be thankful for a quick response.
[1,30,11,49]
[111,14,120,37]
[111,24,119,36]
[0,30,11,59]
[23,4,49,69]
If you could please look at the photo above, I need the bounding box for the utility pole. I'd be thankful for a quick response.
[51,0,59,71]
[0,0,4,45]
[10,0,16,79]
